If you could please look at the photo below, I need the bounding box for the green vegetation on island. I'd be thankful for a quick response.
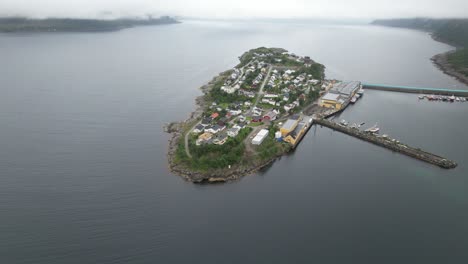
[167,47,325,182]
[0,16,179,32]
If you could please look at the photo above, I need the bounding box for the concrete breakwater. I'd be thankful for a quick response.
[314,118,457,169]
[363,83,468,97]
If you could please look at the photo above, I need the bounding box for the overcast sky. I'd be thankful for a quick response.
[1,0,467,20]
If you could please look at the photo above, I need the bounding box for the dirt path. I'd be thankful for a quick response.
[184,122,200,159]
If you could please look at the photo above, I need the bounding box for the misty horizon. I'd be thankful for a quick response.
[1,0,467,21]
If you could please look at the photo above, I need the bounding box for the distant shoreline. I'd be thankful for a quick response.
[430,39,468,86]
[371,18,468,86]
[0,17,180,33]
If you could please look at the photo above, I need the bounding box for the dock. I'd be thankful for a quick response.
[363,83,468,97]
[314,118,457,169]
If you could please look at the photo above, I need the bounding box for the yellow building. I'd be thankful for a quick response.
[196,132,213,146]
[280,118,300,137]
[319,81,361,110]
[319,93,346,110]
[284,122,305,145]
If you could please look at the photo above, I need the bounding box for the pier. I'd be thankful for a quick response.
[314,118,457,169]
[363,83,468,97]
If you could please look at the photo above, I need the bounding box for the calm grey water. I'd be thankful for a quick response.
[1,20,467,263]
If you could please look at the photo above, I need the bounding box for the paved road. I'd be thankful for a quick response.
[249,66,273,115]
[232,61,252,86]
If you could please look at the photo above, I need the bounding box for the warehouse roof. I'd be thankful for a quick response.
[322,92,346,103]
[330,81,360,96]
[282,119,298,131]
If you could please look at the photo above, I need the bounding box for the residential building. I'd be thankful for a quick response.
[227,127,241,137]
[201,117,212,127]
[252,116,263,123]
[213,133,228,145]
[263,111,277,121]
[193,124,205,133]
[196,132,213,146]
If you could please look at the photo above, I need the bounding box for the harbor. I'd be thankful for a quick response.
[313,118,458,169]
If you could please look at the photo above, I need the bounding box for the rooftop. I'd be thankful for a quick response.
[256,129,269,137]
[330,81,361,96]
[322,93,341,101]
[282,119,298,131]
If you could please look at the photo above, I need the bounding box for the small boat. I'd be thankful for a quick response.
[450,95,456,102]
[418,95,425,100]
[360,122,365,126]
[365,123,380,134]
[340,119,349,126]
[462,97,467,102]
[350,123,358,129]
[357,88,364,95]
[442,96,448,102]
[456,97,460,102]
[350,96,357,104]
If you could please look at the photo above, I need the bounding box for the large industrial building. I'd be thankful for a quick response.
[280,115,301,137]
[278,115,313,147]
[319,81,361,110]
[252,129,269,145]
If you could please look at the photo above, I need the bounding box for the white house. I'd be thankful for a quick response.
[221,86,238,94]
[229,109,242,116]
[192,124,205,134]
[264,93,279,98]
[227,127,241,137]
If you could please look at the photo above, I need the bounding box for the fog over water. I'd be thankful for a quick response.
[0,20,467,263]
[1,0,468,19]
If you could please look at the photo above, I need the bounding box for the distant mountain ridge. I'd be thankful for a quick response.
[372,18,468,47]
[372,18,468,84]
[0,16,179,32]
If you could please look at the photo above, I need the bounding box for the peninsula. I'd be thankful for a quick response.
[0,16,179,32]
[166,47,327,183]
[372,18,468,85]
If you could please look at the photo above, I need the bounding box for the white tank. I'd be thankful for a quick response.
[275,131,282,139]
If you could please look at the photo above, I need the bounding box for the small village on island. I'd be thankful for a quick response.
[166,47,457,183]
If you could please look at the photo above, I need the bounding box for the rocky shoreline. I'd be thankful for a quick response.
[167,130,283,183]
[166,124,284,183]
[431,50,468,86]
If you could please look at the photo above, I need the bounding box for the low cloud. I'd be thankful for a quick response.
[0,0,467,19]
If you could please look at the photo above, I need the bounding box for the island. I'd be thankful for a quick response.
[0,16,179,32]
[165,47,328,183]
[372,18,468,85]
[166,47,459,183]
